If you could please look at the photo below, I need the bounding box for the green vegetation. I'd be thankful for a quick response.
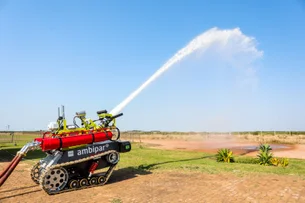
[271,157,280,166]
[0,139,302,177]
[257,144,273,166]
[215,145,290,169]
[111,198,123,203]
[271,157,289,168]
[119,143,304,176]
[216,148,235,163]
[0,143,45,161]
[254,144,290,168]
[280,158,289,167]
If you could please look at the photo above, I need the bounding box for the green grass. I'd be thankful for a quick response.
[117,143,305,177]
[1,141,305,177]
[0,138,45,161]
[111,198,123,203]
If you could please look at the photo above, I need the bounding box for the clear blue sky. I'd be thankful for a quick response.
[0,0,305,132]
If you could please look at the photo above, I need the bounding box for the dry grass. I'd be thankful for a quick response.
[235,133,305,144]
[1,131,305,146]
[120,131,305,145]
[120,132,233,142]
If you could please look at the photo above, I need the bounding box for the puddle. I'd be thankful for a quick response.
[231,145,291,151]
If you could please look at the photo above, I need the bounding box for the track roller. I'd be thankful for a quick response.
[89,177,98,185]
[98,176,106,184]
[79,178,88,187]
[69,180,79,189]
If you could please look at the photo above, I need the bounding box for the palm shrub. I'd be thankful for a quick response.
[270,157,289,167]
[257,144,273,165]
[216,148,235,163]
[280,158,289,167]
[271,157,280,166]
[259,144,272,152]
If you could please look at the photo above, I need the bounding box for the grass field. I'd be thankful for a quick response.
[121,131,305,144]
[120,143,305,177]
[1,132,305,202]
[1,139,305,177]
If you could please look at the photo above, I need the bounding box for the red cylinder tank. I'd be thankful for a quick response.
[34,138,43,142]
[39,131,113,151]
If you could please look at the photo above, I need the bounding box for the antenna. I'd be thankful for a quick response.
[62,105,65,119]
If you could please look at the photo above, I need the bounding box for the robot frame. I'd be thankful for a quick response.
[0,105,131,195]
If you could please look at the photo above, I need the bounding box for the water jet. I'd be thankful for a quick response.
[110,27,263,116]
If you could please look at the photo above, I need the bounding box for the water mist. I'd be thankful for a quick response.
[110,27,263,115]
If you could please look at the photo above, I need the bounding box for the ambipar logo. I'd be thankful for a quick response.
[77,144,109,156]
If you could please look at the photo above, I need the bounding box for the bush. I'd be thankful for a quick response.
[271,157,289,167]
[257,144,273,166]
[280,158,289,167]
[271,157,280,166]
[216,148,235,163]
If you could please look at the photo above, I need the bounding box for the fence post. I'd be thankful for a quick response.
[10,132,13,143]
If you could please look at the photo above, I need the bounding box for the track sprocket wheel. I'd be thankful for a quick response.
[106,151,120,164]
[30,162,41,184]
[41,167,69,193]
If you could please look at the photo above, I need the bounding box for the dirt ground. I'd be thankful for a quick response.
[138,138,305,159]
[1,162,305,203]
[1,138,305,202]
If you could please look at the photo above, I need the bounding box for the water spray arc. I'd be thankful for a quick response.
[109,32,210,115]
[109,27,263,115]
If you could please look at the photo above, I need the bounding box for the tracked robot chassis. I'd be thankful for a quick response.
[0,109,132,195]
[30,140,130,195]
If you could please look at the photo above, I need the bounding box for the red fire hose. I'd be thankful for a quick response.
[0,155,18,179]
[0,155,23,187]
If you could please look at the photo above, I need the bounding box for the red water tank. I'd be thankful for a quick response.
[38,131,113,151]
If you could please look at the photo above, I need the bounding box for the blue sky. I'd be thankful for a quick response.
[0,0,305,132]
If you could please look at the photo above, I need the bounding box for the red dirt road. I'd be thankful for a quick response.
[138,138,305,159]
[0,162,305,203]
